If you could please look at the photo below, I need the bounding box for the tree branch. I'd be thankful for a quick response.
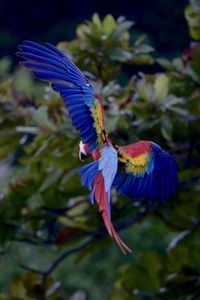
[154,211,186,230]
[20,237,94,278]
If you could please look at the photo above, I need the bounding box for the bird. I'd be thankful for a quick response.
[16,41,178,253]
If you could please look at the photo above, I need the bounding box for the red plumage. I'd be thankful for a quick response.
[118,140,152,157]
[83,143,101,161]
[93,172,132,254]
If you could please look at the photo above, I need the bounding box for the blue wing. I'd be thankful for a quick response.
[16,40,106,151]
[114,142,178,203]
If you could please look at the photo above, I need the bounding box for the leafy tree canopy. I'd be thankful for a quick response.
[0,4,200,299]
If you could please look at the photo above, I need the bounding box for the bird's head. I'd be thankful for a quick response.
[79,141,91,161]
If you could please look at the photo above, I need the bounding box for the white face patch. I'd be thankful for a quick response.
[79,140,87,155]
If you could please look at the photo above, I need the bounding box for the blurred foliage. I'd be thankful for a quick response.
[185,0,200,39]
[58,14,153,82]
[0,10,200,300]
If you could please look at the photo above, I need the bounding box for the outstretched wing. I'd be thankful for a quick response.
[114,141,178,203]
[80,145,132,253]
[16,40,106,151]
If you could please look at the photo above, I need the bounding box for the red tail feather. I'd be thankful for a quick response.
[93,172,132,254]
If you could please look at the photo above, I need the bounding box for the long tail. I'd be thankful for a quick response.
[80,146,132,254]
[93,172,132,254]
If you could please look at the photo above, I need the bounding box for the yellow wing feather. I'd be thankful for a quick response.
[118,149,151,175]
[91,99,106,145]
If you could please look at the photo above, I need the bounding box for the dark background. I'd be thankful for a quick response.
[0,0,189,59]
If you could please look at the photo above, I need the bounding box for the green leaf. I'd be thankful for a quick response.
[154,74,169,102]
[161,115,172,142]
[102,15,116,36]
[167,230,191,251]
[185,5,200,39]
[92,13,102,28]
[157,58,175,71]
[111,21,134,39]
[39,169,63,192]
[133,44,154,55]
[111,49,132,62]
[168,106,189,116]
[131,54,154,65]
[27,193,44,209]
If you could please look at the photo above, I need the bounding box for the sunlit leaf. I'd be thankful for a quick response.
[154,74,169,102]
[102,15,116,36]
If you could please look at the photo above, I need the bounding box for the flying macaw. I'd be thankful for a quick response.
[16,41,178,253]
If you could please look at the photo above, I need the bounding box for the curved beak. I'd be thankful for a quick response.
[79,151,88,161]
